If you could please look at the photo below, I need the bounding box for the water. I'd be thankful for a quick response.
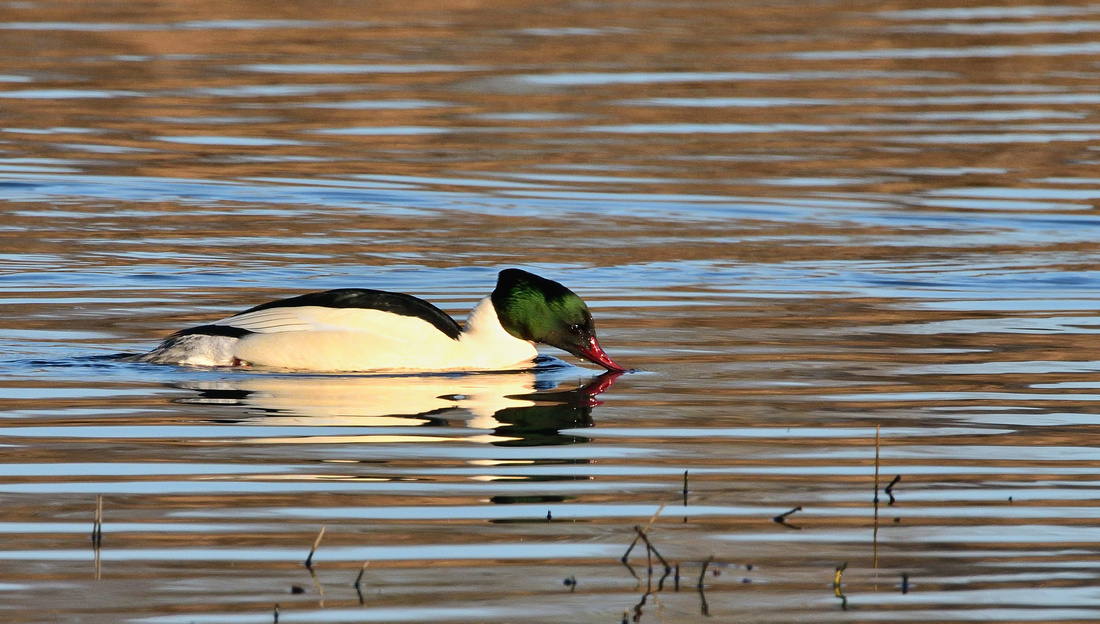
[3,0,1100,621]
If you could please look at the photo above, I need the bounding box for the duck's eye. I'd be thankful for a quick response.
[569,323,583,333]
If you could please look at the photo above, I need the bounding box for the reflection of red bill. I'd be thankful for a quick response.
[580,369,625,406]
[578,336,625,372]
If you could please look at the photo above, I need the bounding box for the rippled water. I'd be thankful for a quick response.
[4,1,1100,622]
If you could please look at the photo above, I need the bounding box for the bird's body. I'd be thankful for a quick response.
[137,269,622,373]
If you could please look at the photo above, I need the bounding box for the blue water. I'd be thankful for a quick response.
[3,0,1100,622]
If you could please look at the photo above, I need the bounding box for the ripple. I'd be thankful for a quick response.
[505,69,952,87]
[155,136,306,147]
[787,41,1100,60]
[239,63,479,74]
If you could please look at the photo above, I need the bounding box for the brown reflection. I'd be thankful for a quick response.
[7,0,1100,621]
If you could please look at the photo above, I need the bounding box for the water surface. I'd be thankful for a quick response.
[3,0,1100,622]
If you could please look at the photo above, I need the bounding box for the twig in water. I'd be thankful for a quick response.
[674,563,680,591]
[563,575,576,592]
[621,533,641,564]
[772,505,803,529]
[697,555,713,589]
[354,561,370,588]
[633,591,649,622]
[773,506,802,522]
[353,561,370,605]
[884,474,900,494]
[901,572,909,594]
[656,562,672,592]
[623,506,667,565]
[307,564,324,599]
[874,425,881,504]
[304,526,326,569]
[634,525,672,574]
[646,538,653,580]
[885,475,901,505]
[873,424,881,570]
[92,495,103,580]
[273,604,279,623]
[834,562,848,610]
[92,495,103,547]
[620,557,641,583]
[683,470,689,523]
[642,504,665,532]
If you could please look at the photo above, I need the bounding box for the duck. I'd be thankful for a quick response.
[136,268,624,373]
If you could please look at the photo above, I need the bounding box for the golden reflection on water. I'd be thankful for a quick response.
[181,373,547,422]
[3,0,1100,622]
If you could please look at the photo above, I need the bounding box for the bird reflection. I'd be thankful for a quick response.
[174,361,621,447]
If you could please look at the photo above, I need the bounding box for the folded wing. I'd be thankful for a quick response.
[185,288,463,339]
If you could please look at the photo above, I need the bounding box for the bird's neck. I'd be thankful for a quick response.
[461,296,536,355]
[463,297,515,340]
[451,297,538,369]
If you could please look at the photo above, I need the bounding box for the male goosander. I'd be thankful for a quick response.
[137,268,624,373]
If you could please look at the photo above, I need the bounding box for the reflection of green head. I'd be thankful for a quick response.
[491,269,593,351]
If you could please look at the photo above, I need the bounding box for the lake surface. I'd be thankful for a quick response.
[3,0,1100,621]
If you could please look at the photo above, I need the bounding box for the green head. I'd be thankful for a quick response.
[491,268,624,371]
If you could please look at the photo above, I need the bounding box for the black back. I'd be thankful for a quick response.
[173,324,253,339]
[177,288,463,340]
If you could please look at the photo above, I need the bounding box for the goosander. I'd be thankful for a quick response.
[137,268,624,373]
